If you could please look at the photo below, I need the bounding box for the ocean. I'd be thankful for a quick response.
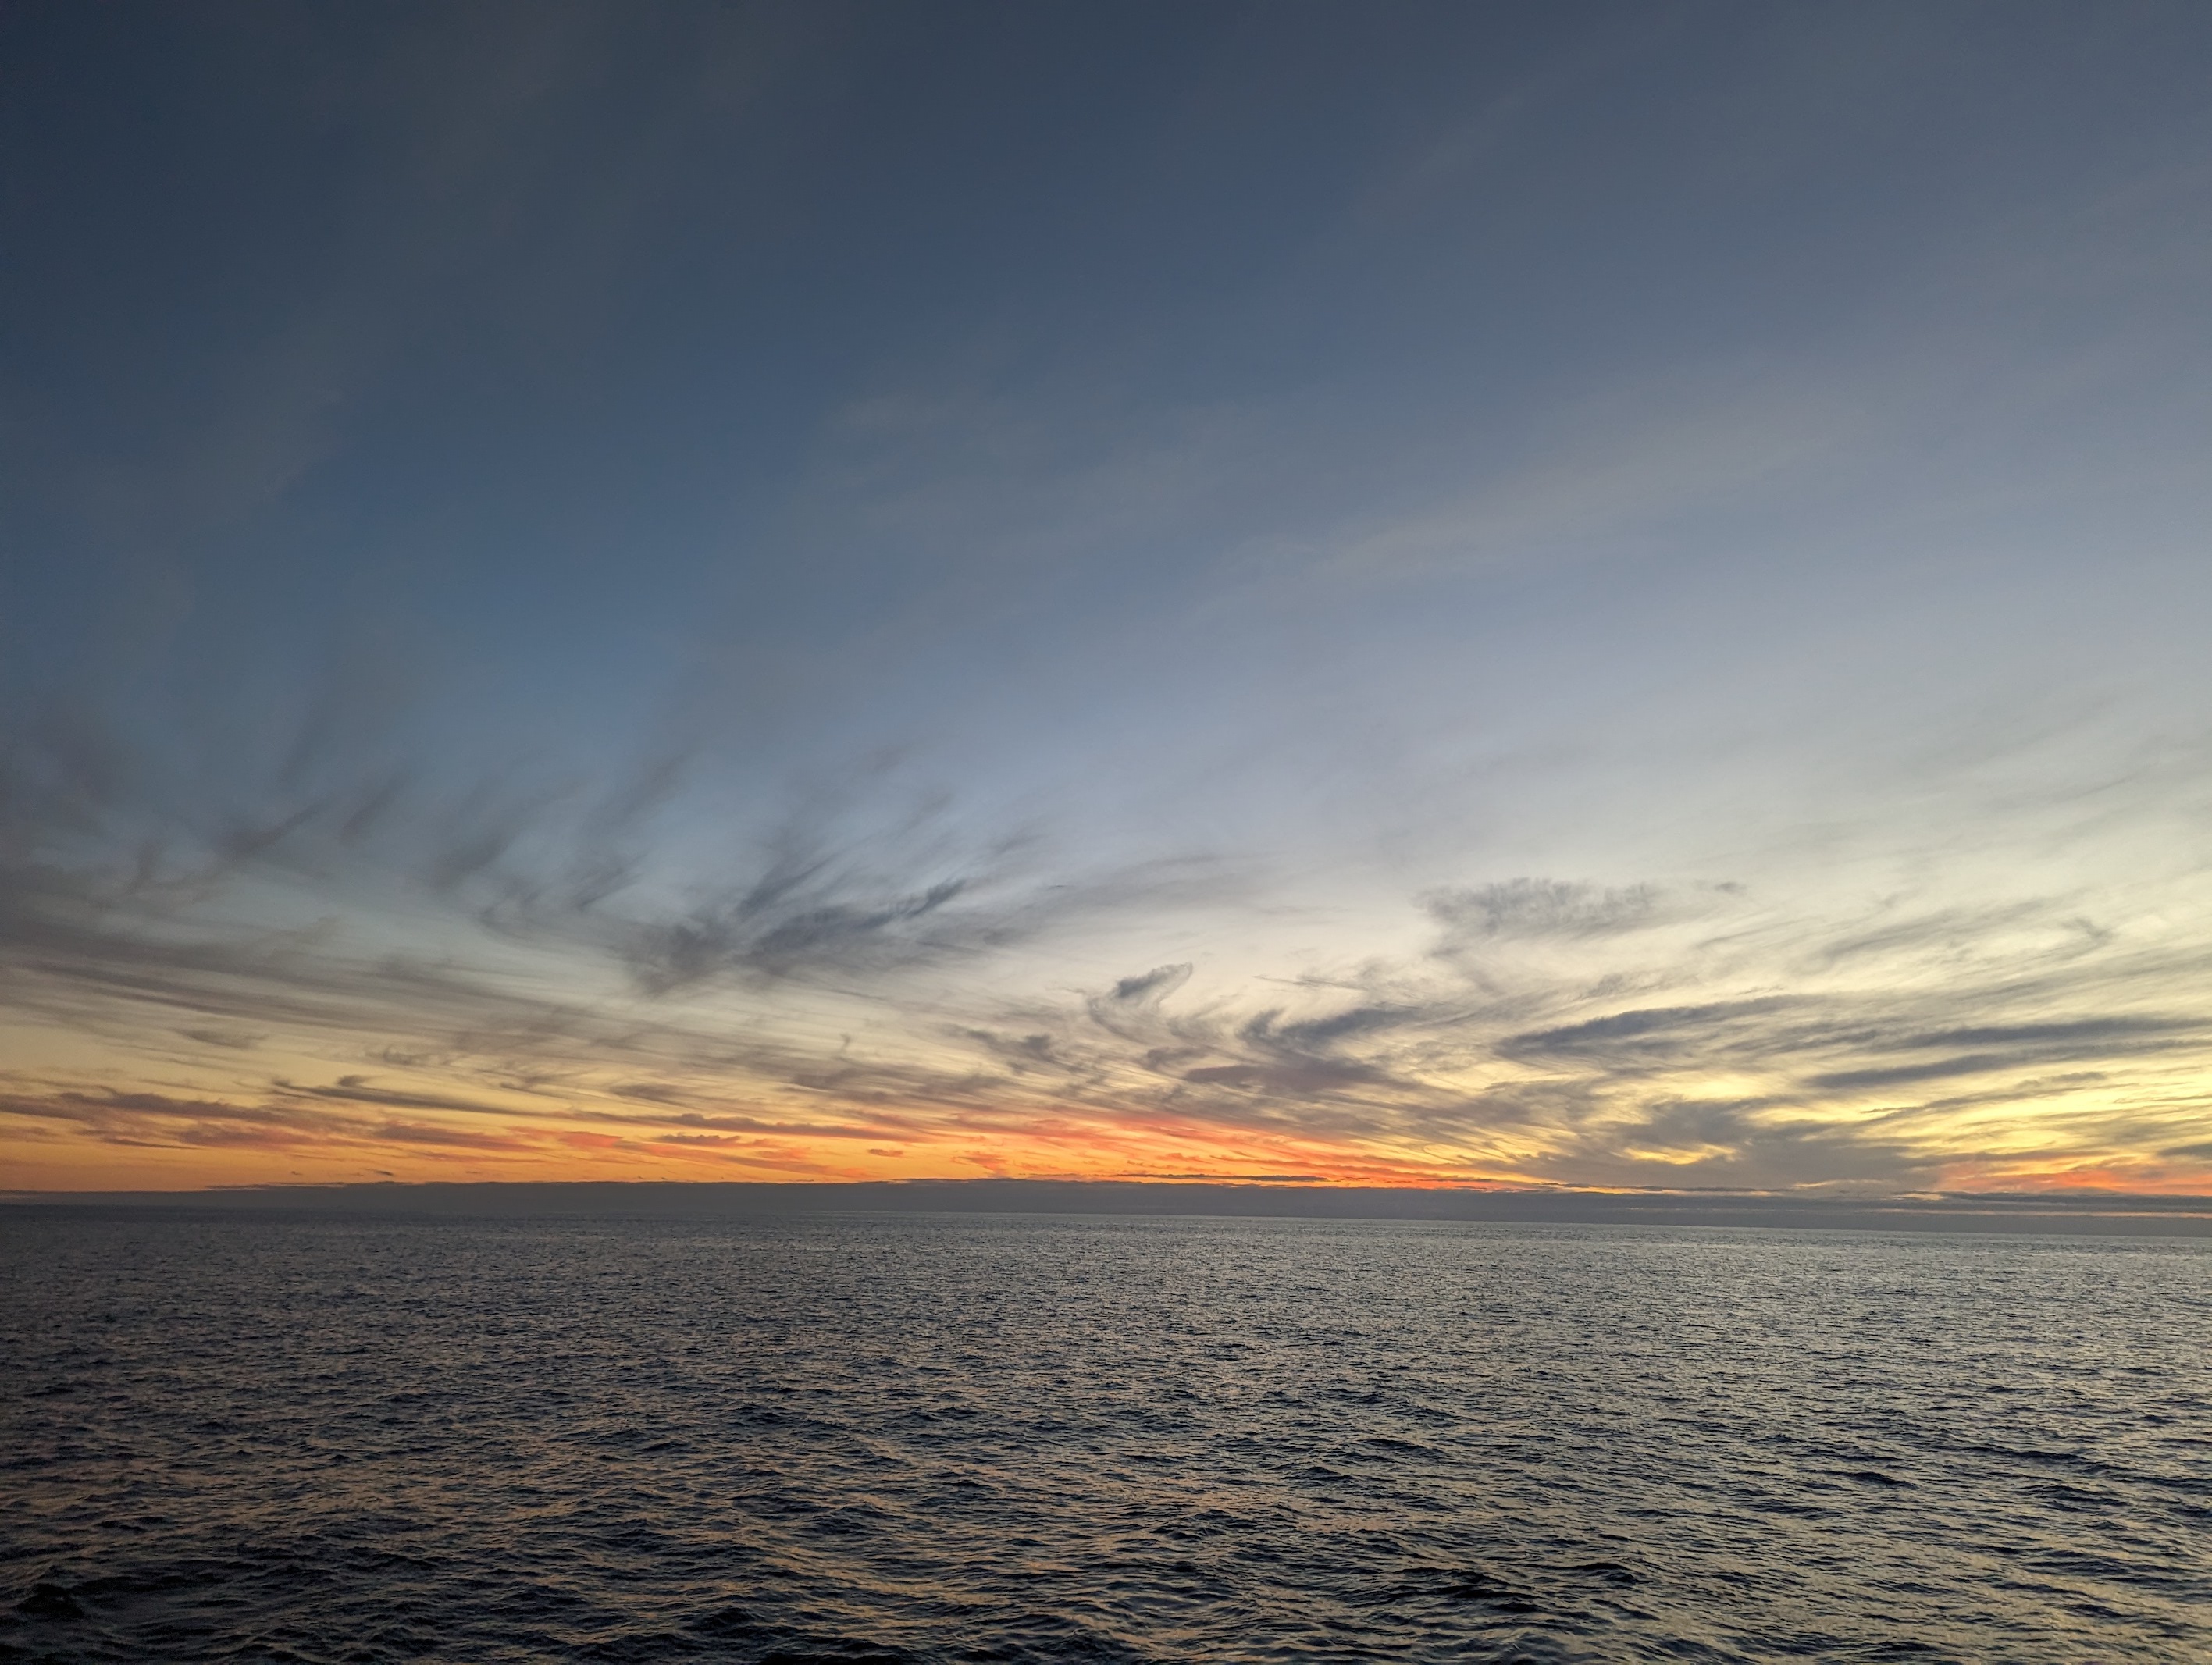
[2,1210,2207,1663]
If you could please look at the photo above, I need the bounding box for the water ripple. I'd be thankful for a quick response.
[2,1211,2207,1663]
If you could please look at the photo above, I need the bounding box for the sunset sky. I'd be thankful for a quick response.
[5,2,2210,1196]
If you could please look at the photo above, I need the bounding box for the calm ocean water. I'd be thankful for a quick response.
[2,1211,2207,1664]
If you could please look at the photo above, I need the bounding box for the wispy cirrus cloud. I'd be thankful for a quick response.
[6,5,2212,1198]
[6,628,2211,1197]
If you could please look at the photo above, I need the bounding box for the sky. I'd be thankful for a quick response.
[4,0,2210,1196]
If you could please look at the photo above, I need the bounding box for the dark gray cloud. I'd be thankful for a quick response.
[1808,1056,2029,1091]
[1888,1019,2192,1050]
[1427,879,1663,942]
[1520,1098,1947,1194]
[1496,990,2209,1108]
[278,1077,532,1115]
[4,1089,366,1152]
[624,873,974,991]
[1109,964,1193,1004]
[1501,1001,1797,1065]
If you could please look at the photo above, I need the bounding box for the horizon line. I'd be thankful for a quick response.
[7,1176,2210,1235]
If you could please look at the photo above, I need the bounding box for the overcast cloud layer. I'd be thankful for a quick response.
[5,1,2210,1194]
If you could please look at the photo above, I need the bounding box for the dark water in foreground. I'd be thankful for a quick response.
[2,1212,2207,1663]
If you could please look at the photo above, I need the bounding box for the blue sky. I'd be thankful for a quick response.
[5,2,2210,1191]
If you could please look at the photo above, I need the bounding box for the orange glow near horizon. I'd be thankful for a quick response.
[7,881,2211,1201]
[9,1066,2212,1197]
[1,1095,1531,1193]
